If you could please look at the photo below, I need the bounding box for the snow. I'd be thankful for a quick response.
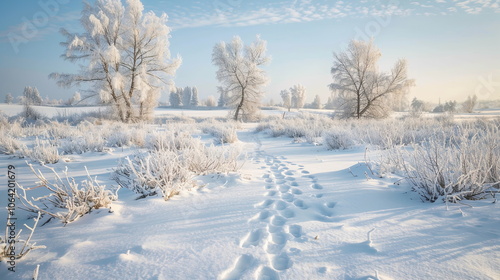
[0,106,499,279]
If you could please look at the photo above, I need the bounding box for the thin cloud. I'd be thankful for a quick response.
[165,0,500,29]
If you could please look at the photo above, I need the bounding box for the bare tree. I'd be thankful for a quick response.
[462,94,477,113]
[280,89,292,112]
[329,40,414,119]
[50,0,181,122]
[212,36,270,121]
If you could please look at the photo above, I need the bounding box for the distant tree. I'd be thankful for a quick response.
[411,98,424,111]
[205,95,216,107]
[217,86,228,107]
[182,86,192,108]
[329,40,414,119]
[324,96,335,109]
[169,88,182,107]
[280,89,292,112]
[312,95,322,109]
[290,84,306,109]
[443,101,457,113]
[212,36,270,121]
[50,0,181,122]
[5,93,14,104]
[433,100,457,113]
[191,86,199,107]
[462,95,477,113]
[67,92,81,106]
[22,86,42,105]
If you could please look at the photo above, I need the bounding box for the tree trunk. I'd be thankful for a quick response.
[234,89,245,121]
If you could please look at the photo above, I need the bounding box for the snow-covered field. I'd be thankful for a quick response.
[0,105,499,280]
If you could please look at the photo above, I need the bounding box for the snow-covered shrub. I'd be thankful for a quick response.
[0,134,26,155]
[114,150,194,200]
[0,212,45,262]
[145,130,200,152]
[383,120,500,202]
[184,144,243,175]
[323,129,354,150]
[115,131,243,200]
[107,130,132,147]
[60,132,105,154]
[201,121,239,144]
[17,165,118,224]
[29,138,59,164]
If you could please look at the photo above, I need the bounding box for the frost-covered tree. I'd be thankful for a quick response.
[22,86,42,105]
[290,84,306,109]
[217,86,228,107]
[462,95,477,113]
[212,36,270,121]
[329,40,413,119]
[67,92,81,106]
[169,88,182,107]
[182,86,192,108]
[50,0,181,122]
[5,93,14,104]
[191,86,199,107]
[312,94,322,109]
[324,96,335,109]
[280,89,292,112]
[205,95,216,107]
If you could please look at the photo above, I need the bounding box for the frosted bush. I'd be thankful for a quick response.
[107,130,132,147]
[115,131,243,200]
[0,134,26,155]
[29,138,59,164]
[201,121,239,144]
[61,132,105,154]
[323,130,354,150]
[17,165,118,224]
[145,130,200,152]
[382,120,500,202]
[114,150,194,200]
[185,144,243,175]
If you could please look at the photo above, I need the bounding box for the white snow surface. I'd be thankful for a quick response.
[0,106,499,280]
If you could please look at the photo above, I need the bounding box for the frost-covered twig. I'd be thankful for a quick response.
[0,212,45,261]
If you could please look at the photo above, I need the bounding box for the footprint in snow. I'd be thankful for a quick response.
[272,252,292,271]
[291,188,303,195]
[311,183,323,190]
[288,224,302,238]
[293,199,308,209]
[219,254,255,280]
[256,199,274,209]
[241,229,263,248]
[256,266,279,280]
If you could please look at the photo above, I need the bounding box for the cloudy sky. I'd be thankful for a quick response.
[0,0,499,104]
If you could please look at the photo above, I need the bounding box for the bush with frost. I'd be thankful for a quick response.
[17,164,118,224]
[114,131,243,200]
[200,121,239,144]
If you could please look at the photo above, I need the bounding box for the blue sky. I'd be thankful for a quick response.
[0,0,499,105]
